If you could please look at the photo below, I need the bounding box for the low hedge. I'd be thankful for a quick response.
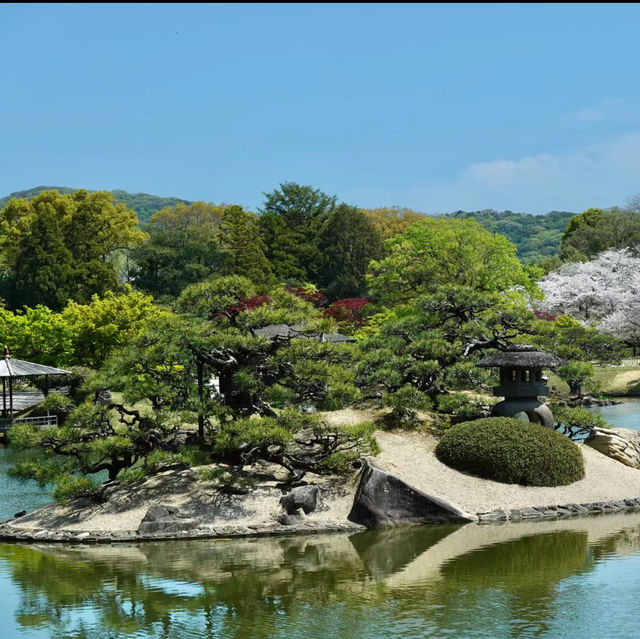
[435,417,585,487]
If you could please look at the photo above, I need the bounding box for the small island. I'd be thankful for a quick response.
[1,187,640,545]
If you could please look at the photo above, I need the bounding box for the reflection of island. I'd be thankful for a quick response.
[2,513,640,639]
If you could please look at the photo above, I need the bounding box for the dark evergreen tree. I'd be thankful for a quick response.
[317,204,384,300]
[12,202,75,309]
[220,205,274,285]
[259,182,336,284]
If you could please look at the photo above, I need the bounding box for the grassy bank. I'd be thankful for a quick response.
[593,366,640,397]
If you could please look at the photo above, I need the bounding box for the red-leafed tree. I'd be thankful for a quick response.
[324,298,371,330]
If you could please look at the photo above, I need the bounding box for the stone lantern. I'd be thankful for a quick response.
[476,344,566,428]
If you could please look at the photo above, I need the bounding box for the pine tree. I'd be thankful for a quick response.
[220,205,274,285]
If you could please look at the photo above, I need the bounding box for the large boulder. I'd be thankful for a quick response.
[585,426,640,469]
[280,485,319,515]
[348,462,474,528]
[137,504,200,535]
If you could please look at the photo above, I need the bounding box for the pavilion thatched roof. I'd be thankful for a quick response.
[0,357,71,378]
[476,344,566,370]
[253,324,355,343]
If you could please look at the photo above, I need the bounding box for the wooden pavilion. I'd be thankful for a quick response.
[0,346,71,434]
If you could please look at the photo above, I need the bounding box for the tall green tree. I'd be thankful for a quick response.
[261,182,337,228]
[259,182,336,283]
[131,202,228,299]
[317,204,384,300]
[62,288,161,369]
[220,205,274,285]
[9,200,76,309]
[367,217,538,307]
[0,190,144,310]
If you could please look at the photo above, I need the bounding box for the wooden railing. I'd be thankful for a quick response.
[0,415,58,433]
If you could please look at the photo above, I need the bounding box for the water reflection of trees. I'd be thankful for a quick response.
[3,517,640,639]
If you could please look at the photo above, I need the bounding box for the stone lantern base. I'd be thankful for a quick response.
[492,398,554,428]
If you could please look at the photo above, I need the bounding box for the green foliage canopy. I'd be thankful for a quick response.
[316,204,384,300]
[0,305,75,366]
[560,207,640,261]
[358,286,535,406]
[0,190,144,310]
[367,218,538,306]
[445,209,574,264]
[259,182,337,283]
[131,201,228,299]
[219,205,274,285]
[62,288,161,369]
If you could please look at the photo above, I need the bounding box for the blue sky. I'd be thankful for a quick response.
[2,3,640,214]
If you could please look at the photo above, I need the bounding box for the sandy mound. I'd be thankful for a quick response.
[373,429,640,514]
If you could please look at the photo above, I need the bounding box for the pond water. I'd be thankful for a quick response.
[589,398,640,431]
[4,403,640,638]
[0,446,52,522]
[3,514,640,638]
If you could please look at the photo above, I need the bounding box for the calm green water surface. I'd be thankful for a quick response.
[0,446,52,522]
[2,516,640,638]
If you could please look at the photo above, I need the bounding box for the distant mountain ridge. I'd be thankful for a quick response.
[0,186,193,224]
[442,209,576,263]
[0,186,575,261]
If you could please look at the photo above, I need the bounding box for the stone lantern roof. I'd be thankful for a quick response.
[476,344,567,370]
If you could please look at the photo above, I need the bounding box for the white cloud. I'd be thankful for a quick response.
[413,130,640,214]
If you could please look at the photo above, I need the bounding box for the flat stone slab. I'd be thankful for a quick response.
[348,461,474,527]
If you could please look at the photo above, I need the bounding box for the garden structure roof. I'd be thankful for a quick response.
[0,357,71,378]
[476,344,566,370]
[254,324,355,343]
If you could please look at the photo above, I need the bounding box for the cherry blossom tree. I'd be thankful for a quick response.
[538,248,640,352]
[538,249,640,322]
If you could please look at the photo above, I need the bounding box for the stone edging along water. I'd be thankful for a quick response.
[2,497,640,543]
[0,519,365,544]
[477,497,640,523]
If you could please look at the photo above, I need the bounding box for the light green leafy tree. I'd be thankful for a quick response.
[131,201,229,299]
[62,287,162,369]
[0,190,144,310]
[0,305,75,366]
[367,217,539,307]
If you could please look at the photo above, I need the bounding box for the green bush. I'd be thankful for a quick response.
[436,393,485,419]
[31,392,76,424]
[379,385,432,430]
[435,417,585,486]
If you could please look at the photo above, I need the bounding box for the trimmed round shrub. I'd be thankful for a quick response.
[435,417,584,486]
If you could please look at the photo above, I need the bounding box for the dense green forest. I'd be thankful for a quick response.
[0,185,574,262]
[443,209,575,263]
